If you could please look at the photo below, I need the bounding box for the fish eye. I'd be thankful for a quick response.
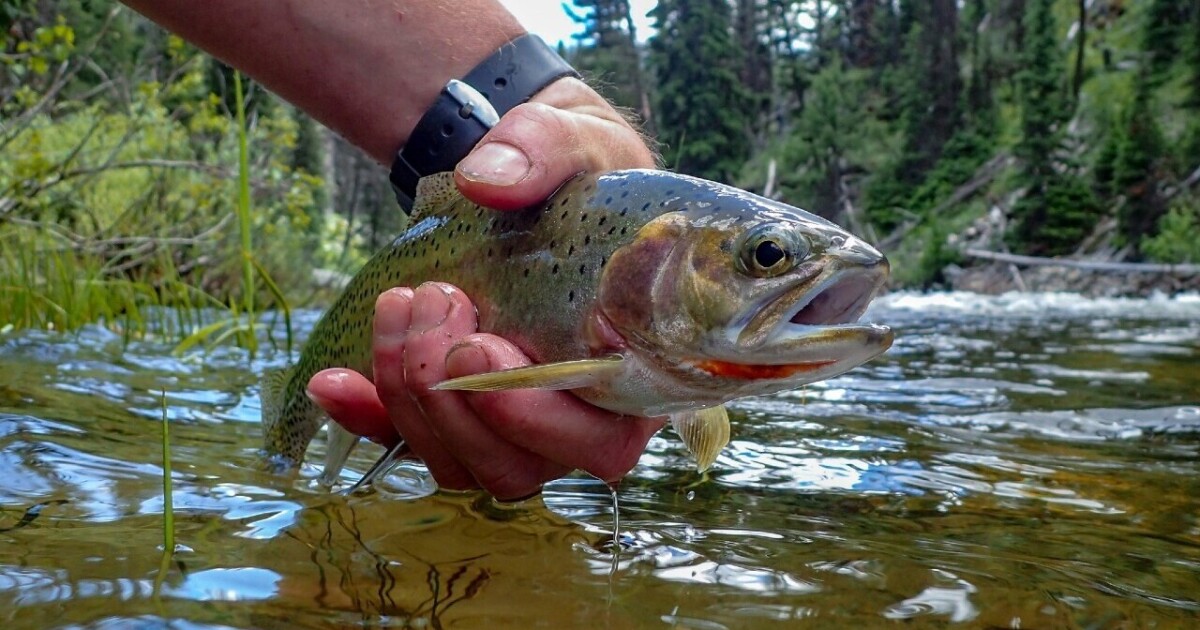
[755,240,785,269]
[737,226,809,277]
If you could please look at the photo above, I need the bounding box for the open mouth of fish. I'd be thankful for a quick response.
[706,269,893,380]
[784,270,882,328]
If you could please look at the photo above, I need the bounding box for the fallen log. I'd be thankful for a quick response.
[964,249,1200,274]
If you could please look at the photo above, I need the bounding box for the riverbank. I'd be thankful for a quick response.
[946,261,1200,297]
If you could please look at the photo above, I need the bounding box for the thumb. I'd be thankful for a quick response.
[453,81,655,211]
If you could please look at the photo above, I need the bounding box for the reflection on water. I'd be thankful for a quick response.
[1,292,1198,628]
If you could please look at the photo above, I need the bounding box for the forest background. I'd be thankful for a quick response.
[1,0,1198,339]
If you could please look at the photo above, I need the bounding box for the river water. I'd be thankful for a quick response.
[1,292,1197,628]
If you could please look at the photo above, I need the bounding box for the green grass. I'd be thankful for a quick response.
[173,71,293,357]
[0,239,226,338]
[161,390,174,553]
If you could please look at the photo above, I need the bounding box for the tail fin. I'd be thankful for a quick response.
[261,366,303,462]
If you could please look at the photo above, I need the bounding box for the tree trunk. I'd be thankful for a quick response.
[1073,0,1087,103]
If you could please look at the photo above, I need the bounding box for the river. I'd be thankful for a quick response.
[1,291,1197,628]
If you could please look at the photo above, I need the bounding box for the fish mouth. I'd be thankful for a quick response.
[785,270,881,327]
[704,265,892,381]
[736,264,889,347]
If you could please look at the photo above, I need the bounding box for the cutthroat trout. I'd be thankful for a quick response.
[261,170,893,482]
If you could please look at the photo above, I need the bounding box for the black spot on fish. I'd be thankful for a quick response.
[578,264,586,275]
[604,196,612,204]
[435,260,440,269]
[608,226,616,235]
[568,244,575,255]
[581,213,588,223]
[584,235,591,246]
[620,227,627,235]
[523,268,530,278]
[568,290,575,302]
[550,239,557,249]
[665,189,675,196]
[600,256,607,268]
[641,202,651,211]
[552,264,559,275]
[560,197,569,207]
[621,190,629,198]
[561,210,569,220]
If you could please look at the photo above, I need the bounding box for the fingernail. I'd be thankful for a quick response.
[411,282,452,331]
[374,288,414,339]
[457,142,531,186]
[445,340,492,375]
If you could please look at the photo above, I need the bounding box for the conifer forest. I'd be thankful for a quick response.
[2,1,1198,334]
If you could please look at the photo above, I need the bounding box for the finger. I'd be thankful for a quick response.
[306,368,396,447]
[370,286,476,491]
[445,335,666,483]
[454,78,657,210]
[404,282,569,499]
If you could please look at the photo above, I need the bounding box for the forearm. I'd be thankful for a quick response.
[121,0,526,163]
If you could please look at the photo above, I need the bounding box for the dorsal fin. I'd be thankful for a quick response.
[412,172,460,218]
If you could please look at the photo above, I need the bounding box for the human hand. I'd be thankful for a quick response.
[306,284,665,500]
[453,76,658,210]
[305,79,663,499]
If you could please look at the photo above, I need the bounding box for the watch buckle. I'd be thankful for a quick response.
[445,79,500,129]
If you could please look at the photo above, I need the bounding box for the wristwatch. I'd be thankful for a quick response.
[389,33,580,211]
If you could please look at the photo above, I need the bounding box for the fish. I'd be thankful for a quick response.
[260,169,893,485]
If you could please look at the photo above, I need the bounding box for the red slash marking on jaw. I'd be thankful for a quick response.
[693,359,836,380]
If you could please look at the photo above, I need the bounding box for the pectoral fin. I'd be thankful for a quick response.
[669,405,731,472]
[318,421,361,487]
[432,355,625,392]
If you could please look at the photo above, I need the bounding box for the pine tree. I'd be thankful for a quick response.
[1142,0,1187,81]
[1112,71,1168,251]
[865,0,963,230]
[565,0,646,117]
[1007,0,1098,256]
[649,0,750,182]
[781,56,868,220]
[1181,3,1200,168]
[1189,4,1200,111]
[840,0,882,69]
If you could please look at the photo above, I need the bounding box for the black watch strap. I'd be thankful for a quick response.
[390,34,579,211]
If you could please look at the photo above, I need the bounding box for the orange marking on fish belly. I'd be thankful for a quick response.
[694,359,837,380]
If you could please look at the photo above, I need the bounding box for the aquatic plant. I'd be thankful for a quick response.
[161,391,174,553]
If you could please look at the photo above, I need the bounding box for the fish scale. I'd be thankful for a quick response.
[262,172,675,465]
[261,169,893,479]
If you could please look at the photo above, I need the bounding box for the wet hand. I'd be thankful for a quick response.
[453,77,658,210]
[306,80,661,499]
[306,284,664,500]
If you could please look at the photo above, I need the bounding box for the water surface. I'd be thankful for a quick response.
[1,292,1198,628]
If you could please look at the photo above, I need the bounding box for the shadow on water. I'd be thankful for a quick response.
[0,292,1198,628]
